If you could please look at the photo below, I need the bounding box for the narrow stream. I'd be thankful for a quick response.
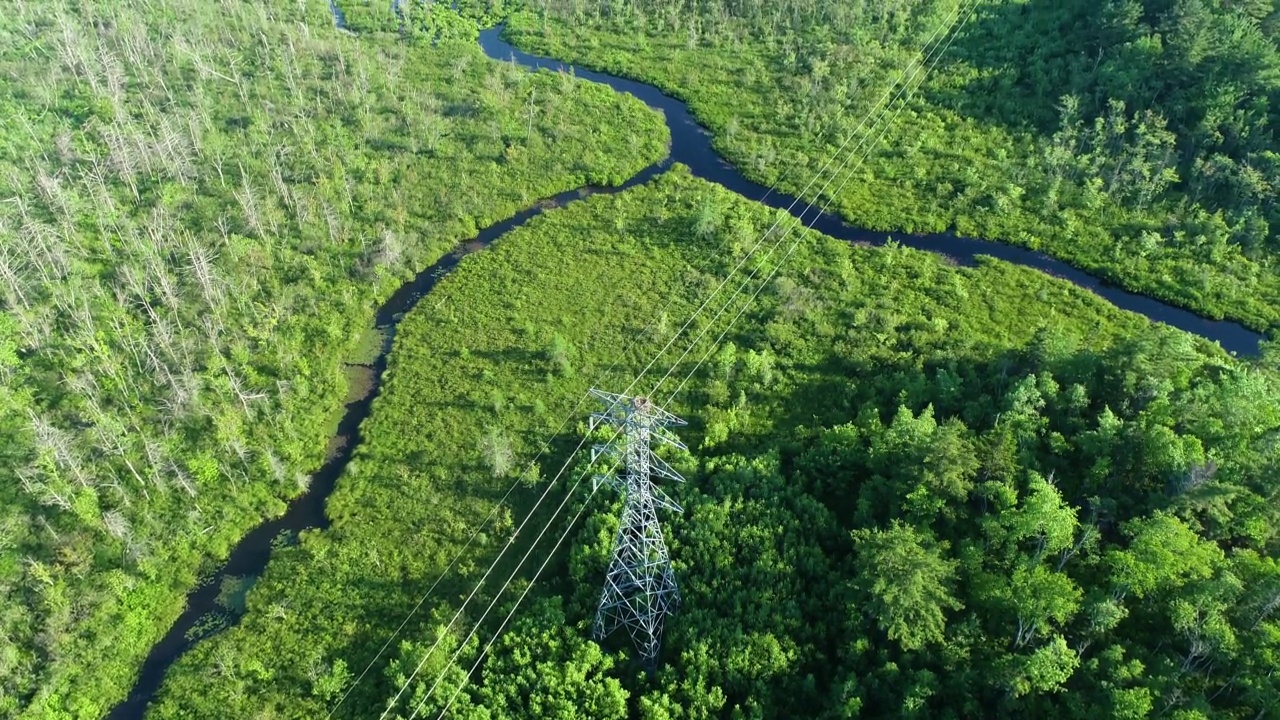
[109,17,1265,720]
[477,28,1264,357]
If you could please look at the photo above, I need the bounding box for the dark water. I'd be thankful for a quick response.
[109,18,1264,720]
[477,28,1264,358]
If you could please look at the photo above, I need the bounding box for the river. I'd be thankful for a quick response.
[107,20,1264,720]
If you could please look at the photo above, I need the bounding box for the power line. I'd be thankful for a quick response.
[375,421,626,719]
[662,2,979,408]
[657,0,979,406]
[367,1,978,714]
[622,0,978,417]
[329,322,663,719]
[410,1,981,714]
[404,456,621,720]
[433,464,606,720]
[328,256,695,718]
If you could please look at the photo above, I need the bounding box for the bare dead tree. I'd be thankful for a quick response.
[156,116,195,185]
[11,304,54,349]
[185,105,206,162]
[228,436,252,471]
[28,411,93,489]
[98,119,140,200]
[235,170,265,238]
[97,46,127,116]
[83,156,121,235]
[200,312,224,352]
[375,228,402,268]
[118,261,156,319]
[269,152,293,212]
[103,313,146,375]
[265,451,287,484]
[1250,586,1280,631]
[0,236,32,310]
[102,510,130,540]
[214,212,232,246]
[143,249,182,315]
[1054,505,1097,564]
[170,461,196,497]
[185,241,224,309]
[167,365,202,417]
[224,365,267,415]
[53,128,77,165]
[281,36,301,104]
[141,436,170,493]
[31,163,70,220]
[1173,460,1219,496]
[54,12,96,94]
[210,146,228,188]
[173,34,241,87]
[67,293,98,342]
[83,399,151,503]
[291,185,313,230]
[100,471,130,510]
[20,212,73,285]
[322,201,340,244]
[1179,635,1215,675]
[17,465,73,511]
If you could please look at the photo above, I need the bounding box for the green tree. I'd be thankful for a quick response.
[473,599,629,720]
[851,521,961,651]
[1004,635,1080,699]
[548,333,574,377]
[1108,512,1224,599]
[1005,565,1082,649]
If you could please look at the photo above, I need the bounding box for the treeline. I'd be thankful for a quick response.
[956,0,1280,255]
[503,0,1280,330]
[337,0,515,40]
[146,168,1279,718]
[0,0,666,715]
[523,0,936,44]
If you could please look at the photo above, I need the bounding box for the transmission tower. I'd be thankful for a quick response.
[588,388,686,667]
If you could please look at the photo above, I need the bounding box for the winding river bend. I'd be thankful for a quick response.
[109,23,1264,720]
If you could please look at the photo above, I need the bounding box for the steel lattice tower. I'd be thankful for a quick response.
[588,388,686,666]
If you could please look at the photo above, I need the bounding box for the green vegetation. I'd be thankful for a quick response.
[0,0,665,715]
[338,0,512,39]
[504,0,1280,330]
[152,167,1280,718]
[7,0,1280,717]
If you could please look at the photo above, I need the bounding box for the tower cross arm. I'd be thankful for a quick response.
[647,452,685,484]
[649,485,683,514]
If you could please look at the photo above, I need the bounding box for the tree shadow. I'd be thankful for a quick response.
[307,420,591,708]
[469,347,549,380]
[929,0,1154,135]
[677,318,1238,530]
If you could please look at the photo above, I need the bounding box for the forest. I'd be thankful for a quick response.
[149,168,1280,718]
[504,0,1280,330]
[4,0,1280,718]
[0,0,664,716]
